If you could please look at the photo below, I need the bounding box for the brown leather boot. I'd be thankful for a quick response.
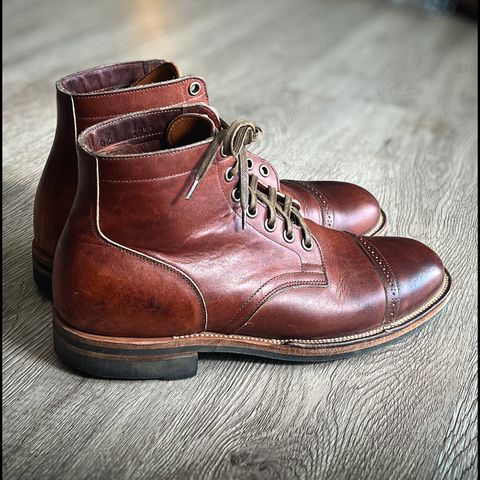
[33,60,386,298]
[52,104,450,380]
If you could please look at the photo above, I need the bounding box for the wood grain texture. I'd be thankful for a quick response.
[2,0,477,479]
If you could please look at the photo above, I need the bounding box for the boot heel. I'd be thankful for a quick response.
[53,312,199,380]
[32,241,53,299]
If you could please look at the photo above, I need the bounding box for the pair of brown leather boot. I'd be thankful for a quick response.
[34,60,451,379]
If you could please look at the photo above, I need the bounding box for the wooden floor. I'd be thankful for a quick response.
[3,0,478,478]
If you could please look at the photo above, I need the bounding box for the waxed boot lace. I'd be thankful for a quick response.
[185,120,312,248]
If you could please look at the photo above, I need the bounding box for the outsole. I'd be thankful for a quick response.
[53,270,451,380]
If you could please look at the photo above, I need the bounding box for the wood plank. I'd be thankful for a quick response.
[3,0,477,478]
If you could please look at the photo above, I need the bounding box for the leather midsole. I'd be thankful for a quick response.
[366,209,387,236]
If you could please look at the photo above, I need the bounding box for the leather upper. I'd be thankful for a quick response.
[52,104,446,340]
[34,60,384,263]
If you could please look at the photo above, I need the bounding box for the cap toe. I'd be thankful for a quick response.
[316,181,382,234]
[282,180,383,235]
[366,236,446,320]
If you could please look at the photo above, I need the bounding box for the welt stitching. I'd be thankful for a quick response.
[363,210,385,236]
[175,273,448,344]
[232,282,325,333]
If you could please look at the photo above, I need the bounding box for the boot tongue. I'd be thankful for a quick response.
[133,62,180,86]
[165,113,216,148]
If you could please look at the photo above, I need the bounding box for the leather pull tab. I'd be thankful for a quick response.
[133,62,180,86]
[166,114,216,149]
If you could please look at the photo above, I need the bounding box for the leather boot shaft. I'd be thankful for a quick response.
[33,60,208,260]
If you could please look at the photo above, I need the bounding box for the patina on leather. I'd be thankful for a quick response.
[53,104,446,342]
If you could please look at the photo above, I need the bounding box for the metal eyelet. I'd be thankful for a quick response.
[231,187,241,202]
[283,230,295,243]
[264,219,276,232]
[247,157,254,170]
[220,145,227,158]
[259,164,269,177]
[188,81,201,96]
[224,167,234,182]
[247,207,258,218]
[302,238,313,251]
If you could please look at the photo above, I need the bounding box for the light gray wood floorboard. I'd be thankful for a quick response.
[3,0,477,479]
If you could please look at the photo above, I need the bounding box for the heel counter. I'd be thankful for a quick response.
[33,87,77,259]
[53,227,206,338]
